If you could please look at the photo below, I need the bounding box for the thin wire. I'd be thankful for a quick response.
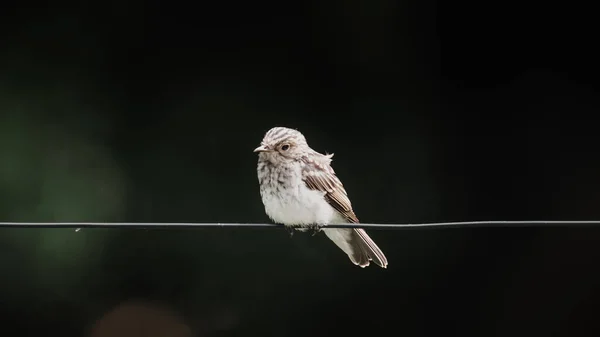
[0,221,599,229]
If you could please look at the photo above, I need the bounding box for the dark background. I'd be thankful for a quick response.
[1,1,599,336]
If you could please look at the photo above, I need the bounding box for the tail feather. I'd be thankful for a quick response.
[353,229,388,268]
[322,228,388,268]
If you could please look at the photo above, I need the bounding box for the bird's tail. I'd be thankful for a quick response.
[322,228,388,268]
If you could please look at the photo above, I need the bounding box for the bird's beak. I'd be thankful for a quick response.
[253,145,270,153]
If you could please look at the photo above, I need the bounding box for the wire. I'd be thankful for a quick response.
[0,221,599,229]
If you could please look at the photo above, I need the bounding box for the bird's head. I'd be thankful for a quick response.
[254,127,309,162]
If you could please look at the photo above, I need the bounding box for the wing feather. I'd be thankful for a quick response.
[301,154,388,268]
[301,155,359,223]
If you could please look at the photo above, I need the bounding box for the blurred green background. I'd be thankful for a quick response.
[1,1,599,337]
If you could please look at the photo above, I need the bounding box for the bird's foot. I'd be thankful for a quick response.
[286,226,295,237]
[307,224,323,236]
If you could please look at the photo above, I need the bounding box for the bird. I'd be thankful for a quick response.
[254,126,388,268]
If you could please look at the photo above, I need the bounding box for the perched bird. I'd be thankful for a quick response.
[254,126,388,268]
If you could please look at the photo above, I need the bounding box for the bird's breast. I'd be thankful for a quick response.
[257,161,334,226]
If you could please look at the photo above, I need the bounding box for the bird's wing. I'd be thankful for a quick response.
[301,155,360,224]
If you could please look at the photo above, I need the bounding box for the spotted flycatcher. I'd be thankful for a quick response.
[254,126,388,268]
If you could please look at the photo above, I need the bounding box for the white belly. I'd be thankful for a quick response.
[261,183,336,226]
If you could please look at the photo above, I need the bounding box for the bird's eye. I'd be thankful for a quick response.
[280,144,290,151]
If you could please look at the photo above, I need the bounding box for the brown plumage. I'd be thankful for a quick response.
[255,126,388,268]
[301,155,388,268]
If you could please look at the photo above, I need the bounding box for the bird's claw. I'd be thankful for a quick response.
[308,224,322,236]
[286,226,294,237]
